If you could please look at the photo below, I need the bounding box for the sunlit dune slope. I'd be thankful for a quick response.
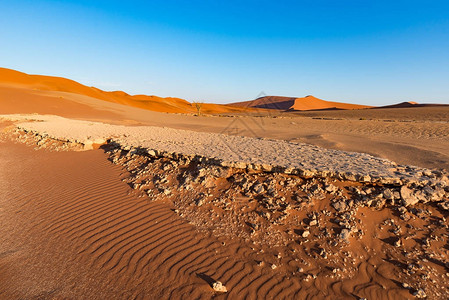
[229,95,373,111]
[0,68,251,114]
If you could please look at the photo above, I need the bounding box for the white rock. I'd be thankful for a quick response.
[401,186,419,206]
[212,281,227,293]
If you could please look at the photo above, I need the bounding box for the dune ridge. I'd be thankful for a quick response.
[229,95,373,111]
[2,67,446,116]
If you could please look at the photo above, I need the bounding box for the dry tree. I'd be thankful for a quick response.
[192,101,204,116]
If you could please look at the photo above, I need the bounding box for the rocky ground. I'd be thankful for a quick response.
[2,116,449,299]
[2,114,448,186]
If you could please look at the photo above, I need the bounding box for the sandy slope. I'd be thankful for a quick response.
[0,67,252,115]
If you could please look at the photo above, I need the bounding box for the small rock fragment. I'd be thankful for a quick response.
[212,281,227,293]
[413,288,426,298]
[340,229,351,240]
[401,186,419,206]
[332,201,348,212]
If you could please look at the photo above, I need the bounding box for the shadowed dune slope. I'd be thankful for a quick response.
[0,67,251,114]
[229,95,373,111]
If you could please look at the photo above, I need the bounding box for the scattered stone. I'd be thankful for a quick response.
[212,281,227,293]
[340,229,351,240]
[332,201,349,212]
[382,188,394,200]
[252,183,265,194]
[196,198,205,206]
[325,184,338,193]
[4,115,449,299]
[413,288,426,298]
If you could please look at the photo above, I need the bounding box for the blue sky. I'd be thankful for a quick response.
[1,0,448,105]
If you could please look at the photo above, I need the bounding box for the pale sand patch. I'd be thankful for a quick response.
[2,114,447,187]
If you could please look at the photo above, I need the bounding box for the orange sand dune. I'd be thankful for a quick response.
[0,68,250,114]
[230,95,373,111]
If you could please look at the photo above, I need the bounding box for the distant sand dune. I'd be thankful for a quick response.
[376,101,449,109]
[229,95,373,111]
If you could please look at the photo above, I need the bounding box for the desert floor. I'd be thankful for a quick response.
[1,89,449,299]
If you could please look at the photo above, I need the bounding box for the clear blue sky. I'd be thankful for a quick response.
[1,0,448,105]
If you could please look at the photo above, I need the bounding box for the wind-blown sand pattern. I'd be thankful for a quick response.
[1,114,449,299]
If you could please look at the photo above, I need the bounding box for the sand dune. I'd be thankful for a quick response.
[2,68,445,117]
[229,95,372,111]
[376,101,449,109]
[0,67,251,115]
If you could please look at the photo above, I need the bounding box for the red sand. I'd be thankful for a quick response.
[2,126,448,299]
[0,139,262,298]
